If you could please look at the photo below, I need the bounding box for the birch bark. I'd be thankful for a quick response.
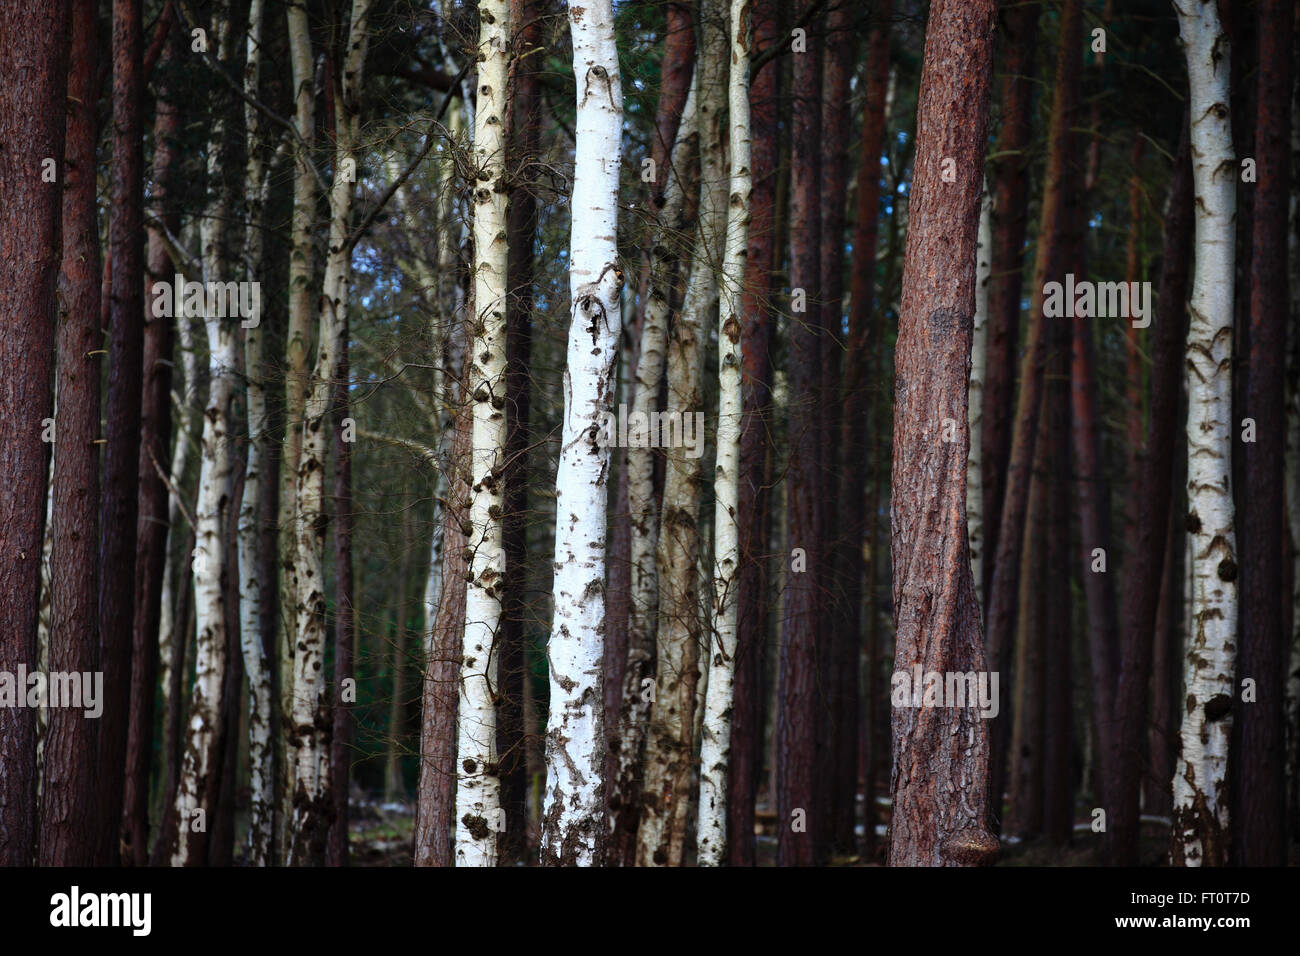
[455,0,510,866]
[1170,0,1238,868]
[696,0,751,866]
[541,0,623,866]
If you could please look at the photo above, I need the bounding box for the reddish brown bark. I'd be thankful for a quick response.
[414,331,470,868]
[835,0,892,863]
[981,0,1040,607]
[1109,119,1192,866]
[776,0,824,869]
[96,0,146,866]
[1234,0,1292,867]
[123,8,179,867]
[0,0,70,867]
[39,0,100,868]
[886,0,998,868]
[984,0,1081,831]
[727,0,778,868]
[819,0,857,857]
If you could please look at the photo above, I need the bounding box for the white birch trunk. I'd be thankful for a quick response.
[608,78,698,843]
[541,0,623,866]
[454,0,510,867]
[696,0,751,866]
[173,3,238,866]
[1171,0,1238,868]
[638,3,727,866]
[237,0,274,866]
[967,176,992,605]
[279,1,319,852]
[288,0,371,864]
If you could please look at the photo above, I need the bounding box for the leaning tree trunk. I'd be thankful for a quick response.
[40,0,100,867]
[1170,0,1238,869]
[288,0,372,867]
[696,0,750,867]
[541,0,623,867]
[887,0,998,868]
[454,0,511,867]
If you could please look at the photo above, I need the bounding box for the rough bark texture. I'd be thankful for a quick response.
[98,0,146,866]
[1171,0,1238,869]
[327,353,354,867]
[39,0,98,867]
[886,0,997,868]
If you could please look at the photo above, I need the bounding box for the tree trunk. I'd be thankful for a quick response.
[1110,116,1193,865]
[1233,0,1291,867]
[414,265,470,868]
[886,0,998,868]
[696,0,751,866]
[541,0,623,866]
[238,0,275,866]
[279,0,318,851]
[327,345,354,866]
[608,76,698,865]
[638,9,726,866]
[288,0,372,867]
[777,0,824,869]
[97,0,147,866]
[984,0,1081,830]
[39,0,99,867]
[455,0,511,867]
[122,0,178,868]
[174,0,240,867]
[981,0,1040,608]
[500,0,542,867]
[1170,0,1238,869]
[967,179,991,602]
